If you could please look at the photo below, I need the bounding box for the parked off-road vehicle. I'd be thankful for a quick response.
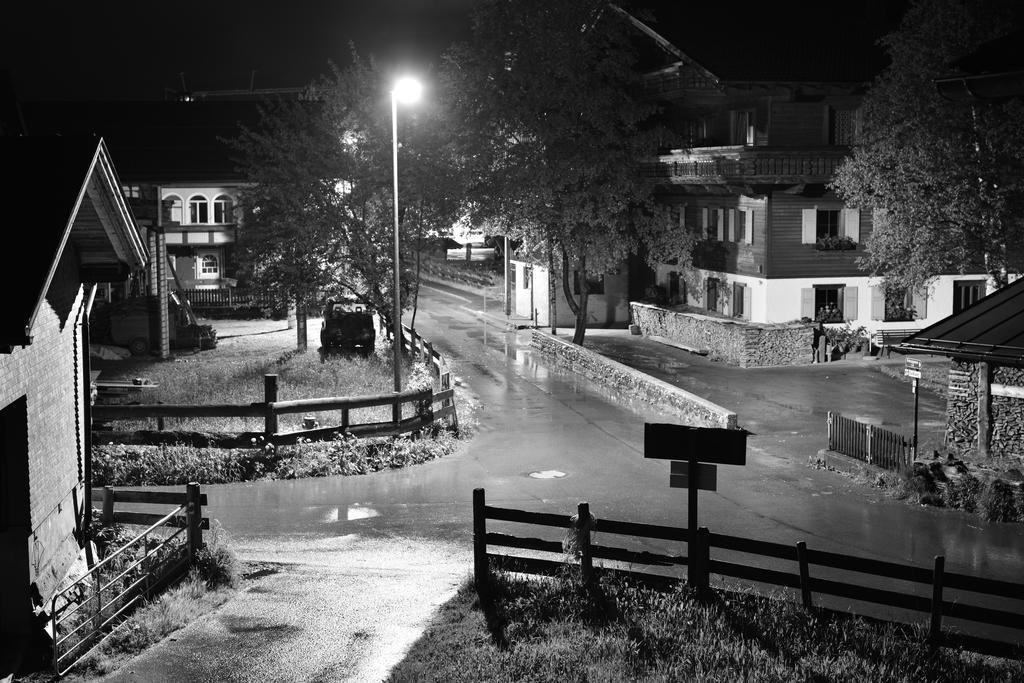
[319,300,376,359]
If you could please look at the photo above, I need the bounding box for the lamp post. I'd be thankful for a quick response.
[390,76,422,394]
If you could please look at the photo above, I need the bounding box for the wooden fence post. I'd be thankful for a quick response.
[865,424,873,464]
[576,502,594,584]
[826,411,833,450]
[186,482,203,564]
[473,488,487,587]
[930,555,945,647]
[696,527,711,593]
[796,541,813,609]
[264,374,278,439]
[102,485,114,524]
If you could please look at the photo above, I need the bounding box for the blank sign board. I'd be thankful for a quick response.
[644,423,747,465]
[669,461,718,491]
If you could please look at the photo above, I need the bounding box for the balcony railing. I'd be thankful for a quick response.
[642,146,850,184]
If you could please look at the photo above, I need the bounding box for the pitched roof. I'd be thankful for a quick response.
[898,279,1024,367]
[19,100,268,183]
[1,135,147,347]
[623,1,898,83]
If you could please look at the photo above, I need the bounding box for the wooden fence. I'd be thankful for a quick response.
[180,288,282,312]
[827,411,912,472]
[472,489,1024,659]
[92,324,457,447]
[51,485,208,674]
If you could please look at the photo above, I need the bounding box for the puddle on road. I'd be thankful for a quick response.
[529,470,567,479]
[318,505,382,523]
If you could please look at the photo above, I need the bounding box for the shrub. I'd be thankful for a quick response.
[193,522,241,589]
[945,474,983,512]
[981,479,1018,523]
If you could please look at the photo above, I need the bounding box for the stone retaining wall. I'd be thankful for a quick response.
[946,361,1024,457]
[530,330,738,429]
[629,302,812,368]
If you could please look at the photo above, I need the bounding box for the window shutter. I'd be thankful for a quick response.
[716,209,725,241]
[870,286,884,320]
[701,207,709,232]
[911,289,928,320]
[801,209,816,244]
[744,209,754,244]
[842,209,860,242]
[743,285,752,320]
[678,204,686,228]
[727,209,736,241]
[801,288,814,319]
[843,286,859,321]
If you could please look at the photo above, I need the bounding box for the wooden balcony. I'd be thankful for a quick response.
[642,146,850,185]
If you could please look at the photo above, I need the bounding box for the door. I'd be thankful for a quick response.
[706,278,719,312]
[0,397,32,639]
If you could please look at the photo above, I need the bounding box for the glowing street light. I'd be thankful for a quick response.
[391,76,422,394]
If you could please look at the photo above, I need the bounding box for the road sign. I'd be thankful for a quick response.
[905,357,922,370]
[669,461,718,491]
[644,423,746,465]
[905,368,922,379]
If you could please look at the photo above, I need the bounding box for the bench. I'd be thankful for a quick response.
[873,328,921,357]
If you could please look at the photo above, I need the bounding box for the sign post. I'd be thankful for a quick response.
[905,358,921,457]
[644,423,747,588]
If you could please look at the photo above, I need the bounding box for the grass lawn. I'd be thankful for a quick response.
[388,571,1024,683]
[91,319,478,486]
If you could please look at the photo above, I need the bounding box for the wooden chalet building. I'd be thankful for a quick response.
[624,3,991,333]
[0,135,146,675]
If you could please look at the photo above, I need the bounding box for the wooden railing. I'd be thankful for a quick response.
[641,147,849,184]
[92,324,457,446]
[179,288,283,312]
[51,485,208,675]
[827,411,912,473]
[472,489,1024,659]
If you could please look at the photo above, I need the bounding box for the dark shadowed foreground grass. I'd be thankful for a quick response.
[388,571,1023,683]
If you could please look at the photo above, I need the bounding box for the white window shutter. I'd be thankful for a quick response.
[843,286,859,321]
[842,208,860,242]
[870,286,884,320]
[701,207,709,232]
[801,209,816,244]
[801,288,814,319]
[716,209,725,241]
[744,210,754,244]
[678,204,686,228]
[911,288,928,320]
[743,285,752,320]
[727,209,736,241]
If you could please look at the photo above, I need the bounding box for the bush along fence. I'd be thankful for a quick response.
[472,488,1024,660]
[827,411,913,472]
[92,324,457,447]
[50,484,208,675]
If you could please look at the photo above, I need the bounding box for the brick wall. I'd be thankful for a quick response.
[630,302,813,367]
[530,330,738,429]
[0,247,86,603]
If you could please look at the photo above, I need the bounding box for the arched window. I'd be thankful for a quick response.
[212,194,233,223]
[199,253,220,277]
[188,194,209,224]
[164,195,183,223]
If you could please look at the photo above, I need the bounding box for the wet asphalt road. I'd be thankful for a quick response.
[93,284,1023,681]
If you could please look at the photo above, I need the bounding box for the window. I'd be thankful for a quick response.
[706,277,719,312]
[732,282,748,319]
[199,253,219,278]
[188,195,209,224]
[122,184,141,198]
[829,107,859,145]
[731,110,755,145]
[813,286,843,322]
[212,195,233,223]
[816,210,840,239]
[164,195,183,224]
[573,271,605,295]
[953,280,985,314]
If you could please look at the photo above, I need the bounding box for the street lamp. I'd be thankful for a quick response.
[391,76,422,394]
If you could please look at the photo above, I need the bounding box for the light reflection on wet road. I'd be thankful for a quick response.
[204,286,1022,646]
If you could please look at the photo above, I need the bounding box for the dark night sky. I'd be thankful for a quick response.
[0,1,476,101]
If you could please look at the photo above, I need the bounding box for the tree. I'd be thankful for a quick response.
[442,0,671,344]
[227,52,464,351]
[832,0,1024,293]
